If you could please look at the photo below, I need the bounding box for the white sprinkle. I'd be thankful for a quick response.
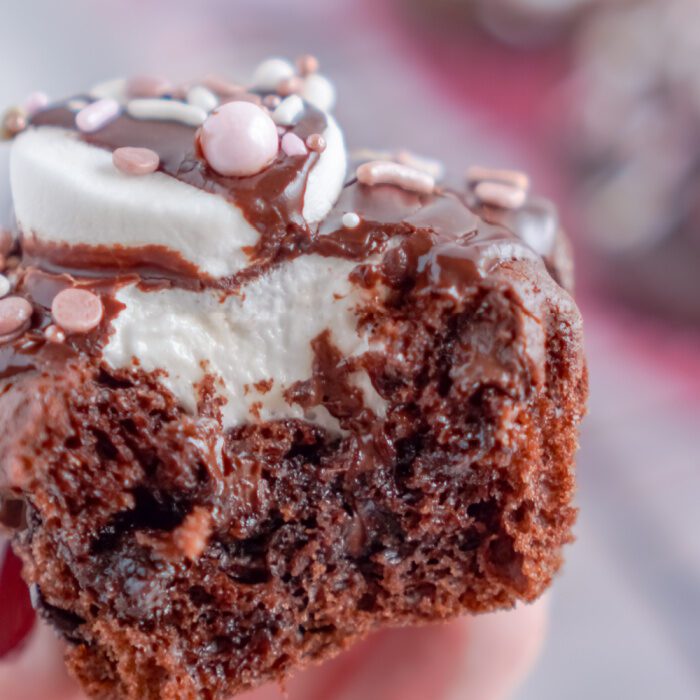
[187,85,219,113]
[396,150,444,180]
[271,95,304,126]
[252,58,295,90]
[301,73,336,112]
[127,99,207,127]
[0,275,10,298]
[466,166,530,192]
[342,212,361,228]
[474,181,527,210]
[89,77,127,102]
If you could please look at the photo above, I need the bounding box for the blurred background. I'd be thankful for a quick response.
[1,1,698,698]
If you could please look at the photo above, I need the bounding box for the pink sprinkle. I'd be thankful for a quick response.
[200,101,279,177]
[202,75,245,97]
[0,296,32,336]
[306,133,326,152]
[126,75,172,98]
[51,288,103,335]
[44,324,66,344]
[22,91,49,117]
[276,126,287,136]
[113,147,160,175]
[76,99,121,133]
[281,132,308,157]
[356,160,435,195]
[276,76,302,97]
[296,54,320,77]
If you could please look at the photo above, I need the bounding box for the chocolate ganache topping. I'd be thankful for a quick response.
[0,57,568,404]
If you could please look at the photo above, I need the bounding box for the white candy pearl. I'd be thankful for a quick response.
[271,95,304,126]
[187,85,219,113]
[252,58,295,91]
[301,74,336,112]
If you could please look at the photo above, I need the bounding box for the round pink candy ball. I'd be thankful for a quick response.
[200,101,279,177]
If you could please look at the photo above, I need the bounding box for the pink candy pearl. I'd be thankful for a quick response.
[76,98,120,133]
[113,147,160,175]
[51,288,103,334]
[281,132,308,157]
[200,101,279,177]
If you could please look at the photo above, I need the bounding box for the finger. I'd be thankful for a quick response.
[0,621,86,700]
[242,596,548,700]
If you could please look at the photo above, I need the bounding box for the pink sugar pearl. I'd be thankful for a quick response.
[113,147,160,175]
[51,288,103,335]
[200,101,279,177]
[0,296,32,336]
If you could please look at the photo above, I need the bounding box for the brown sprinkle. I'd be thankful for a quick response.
[306,133,327,152]
[2,107,27,140]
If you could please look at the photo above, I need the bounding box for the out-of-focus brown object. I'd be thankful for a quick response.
[566,0,700,326]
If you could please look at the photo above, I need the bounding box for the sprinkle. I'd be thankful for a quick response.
[126,75,172,99]
[296,54,320,76]
[300,73,336,111]
[44,324,66,344]
[396,150,444,180]
[202,75,245,97]
[0,275,10,298]
[113,147,160,175]
[187,85,219,113]
[277,76,302,97]
[2,108,27,139]
[342,212,361,228]
[263,94,281,110]
[76,98,121,133]
[356,160,435,195]
[0,296,32,336]
[271,95,304,126]
[306,133,327,153]
[67,99,89,112]
[474,181,527,210]
[127,99,206,127]
[22,91,49,117]
[51,288,103,334]
[466,166,530,192]
[200,101,279,177]
[89,77,127,101]
[281,132,308,157]
[252,58,295,90]
[230,92,263,106]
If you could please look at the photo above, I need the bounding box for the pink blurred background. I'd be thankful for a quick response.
[1,1,699,698]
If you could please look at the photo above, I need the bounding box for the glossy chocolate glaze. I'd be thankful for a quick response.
[2,92,567,399]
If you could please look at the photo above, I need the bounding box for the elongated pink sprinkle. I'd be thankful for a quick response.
[22,91,49,116]
[126,75,172,98]
[281,132,308,157]
[75,99,120,133]
[356,160,435,195]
